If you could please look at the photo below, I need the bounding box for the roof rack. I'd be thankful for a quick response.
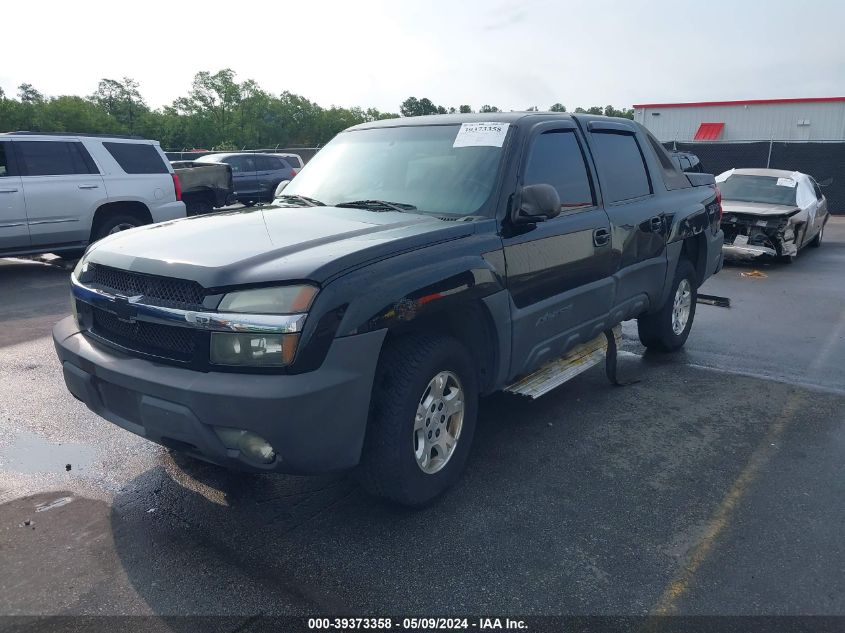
[2,131,147,140]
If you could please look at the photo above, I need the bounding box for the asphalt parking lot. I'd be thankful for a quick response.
[1,219,844,619]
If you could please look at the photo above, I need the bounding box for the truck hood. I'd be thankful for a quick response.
[721,200,801,217]
[85,205,475,288]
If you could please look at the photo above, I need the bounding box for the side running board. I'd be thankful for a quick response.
[504,326,622,399]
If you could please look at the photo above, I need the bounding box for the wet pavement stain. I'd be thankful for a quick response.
[0,431,96,474]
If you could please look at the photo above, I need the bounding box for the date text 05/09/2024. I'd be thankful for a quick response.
[307,617,528,630]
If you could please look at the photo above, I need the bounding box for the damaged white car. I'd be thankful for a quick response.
[717,168,829,262]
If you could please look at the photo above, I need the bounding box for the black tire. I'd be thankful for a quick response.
[241,200,257,208]
[92,214,144,241]
[56,248,86,260]
[809,222,824,248]
[637,258,698,352]
[186,199,213,216]
[358,333,478,507]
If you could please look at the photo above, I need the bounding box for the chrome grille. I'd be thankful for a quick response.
[91,308,196,361]
[88,263,205,310]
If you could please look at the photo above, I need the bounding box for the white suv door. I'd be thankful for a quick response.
[0,140,30,251]
[12,138,107,247]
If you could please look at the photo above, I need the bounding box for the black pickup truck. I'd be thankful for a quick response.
[54,113,724,506]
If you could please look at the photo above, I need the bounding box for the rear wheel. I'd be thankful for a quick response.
[186,199,213,216]
[93,214,144,241]
[358,333,478,507]
[638,258,697,352]
[809,222,824,248]
[56,248,86,260]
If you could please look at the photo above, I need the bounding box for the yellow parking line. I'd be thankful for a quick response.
[651,391,805,615]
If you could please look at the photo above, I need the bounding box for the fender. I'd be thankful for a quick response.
[290,227,510,377]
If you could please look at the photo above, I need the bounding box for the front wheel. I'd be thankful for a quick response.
[637,258,698,352]
[358,333,478,507]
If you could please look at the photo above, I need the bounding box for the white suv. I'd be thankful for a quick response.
[0,132,186,258]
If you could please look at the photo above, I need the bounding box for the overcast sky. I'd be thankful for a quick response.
[3,0,844,112]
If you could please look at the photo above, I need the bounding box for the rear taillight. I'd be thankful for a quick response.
[171,173,182,201]
[290,169,297,179]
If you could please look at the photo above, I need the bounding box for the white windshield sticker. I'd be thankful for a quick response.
[776,177,796,188]
[453,122,509,148]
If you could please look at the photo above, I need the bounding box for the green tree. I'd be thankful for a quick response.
[172,69,242,138]
[603,104,634,119]
[18,83,44,104]
[90,77,147,132]
[1,72,637,149]
[400,96,444,117]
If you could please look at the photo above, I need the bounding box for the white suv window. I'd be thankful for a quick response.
[103,142,168,174]
[16,141,98,176]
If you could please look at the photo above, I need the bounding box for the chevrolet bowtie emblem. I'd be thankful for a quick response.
[111,295,142,323]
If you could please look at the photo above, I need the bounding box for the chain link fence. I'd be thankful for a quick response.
[664,140,844,213]
[165,147,321,163]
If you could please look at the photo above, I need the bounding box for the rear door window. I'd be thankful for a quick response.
[523,130,594,210]
[103,142,168,174]
[590,132,653,202]
[16,140,98,176]
[255,156,285,171]
[225,156,256,173]
[643,133,689,190]
[0,143,10,177]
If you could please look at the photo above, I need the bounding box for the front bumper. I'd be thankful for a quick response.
[722,243,778,260]
[53,316,385,474]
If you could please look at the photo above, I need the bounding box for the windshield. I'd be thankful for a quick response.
[282,124,507,216]
[718,175,797,206]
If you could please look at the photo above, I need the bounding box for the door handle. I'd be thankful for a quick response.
[0,188,19,193]
[78,184,99,189]
[649,216,664,232]
[593,228,610,247]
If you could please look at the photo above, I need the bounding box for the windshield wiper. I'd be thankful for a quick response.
[335,199,417,213]
[275,194,326,207]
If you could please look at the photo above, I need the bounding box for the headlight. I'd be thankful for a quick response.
[211,284,318,367]
[218,285,317,314]
[72,255,89,281]
[70,255,90,325]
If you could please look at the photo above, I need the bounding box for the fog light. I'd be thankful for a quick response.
[213,427,276,464]
[239,432,276,464]
[210,332,299,367]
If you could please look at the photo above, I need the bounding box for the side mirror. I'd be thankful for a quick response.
[513,184,561,224]
[818,177,833,187]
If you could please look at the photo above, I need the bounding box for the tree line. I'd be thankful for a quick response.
[0,69,633,150]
